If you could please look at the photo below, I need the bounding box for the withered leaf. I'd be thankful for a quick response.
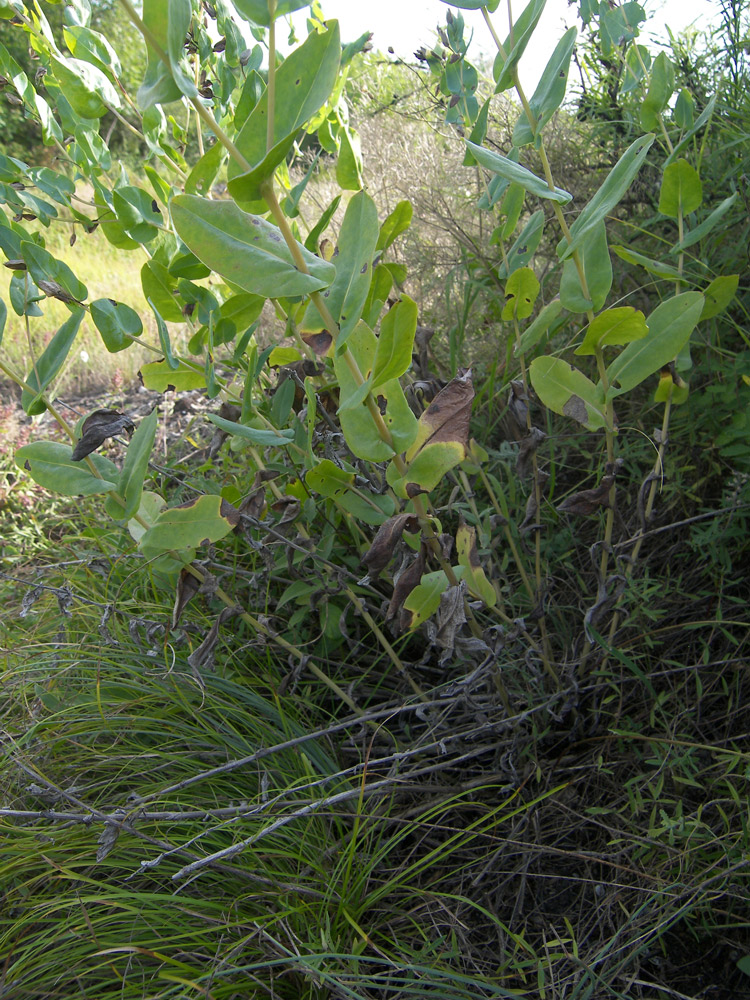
[96,810,126,863]
[72,409,135,461]
[37,279,84,305]
[362,512,419,574]
[172,566,201,629]
[425,580,468,665]
[417,368,474,451]
[386,546,426,627]
[187,605,242,675]
[556,475,615,516]
[301,331,333,357]
[508,379,529,430]
[516,427,546,479]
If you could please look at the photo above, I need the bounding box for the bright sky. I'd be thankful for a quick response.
[286,0,716,91]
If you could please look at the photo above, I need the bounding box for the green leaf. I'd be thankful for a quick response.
[496,210,545,278]
[104,408,158,520]
[139,494,240,555]
[149,300,178,369]
[456,521,497,606]
[402,569,464,631]
[336,126,364,191]
[21,309,85,415]
[227,23,341,203]
[672,194,738,252]
[559,221,612,313]
[664,95,716,168]
[232,0,309,26]
[377,200,413,252]
[700,275,739,320]
[496,183,525,240]
[466,141,572,203]
[48,53,119,118]
[674,87,694,128]
[302,190,379,346]
[439,0,500,8]
[515,298,563,356]
[605,291,704,397]
[557,134,655,259]
[94,185,139,250]
[371,296,418,388]
[304,194,341,254]
[575,307,648,356]
[90,298,143,353]
[641,51,674,131]
[21,241,88,303]
[139,359,206,392]
[512,27,576,146]
[63,24,122,79]
[306,459,355,498]
[207,413,295,447]
[111,185,164,243]
[141,259,183,322]
[137,0,194,108]
[611,245,683,280]
[0,299,6,347]
[16,441,118,495]
[502,267,540,320]
[659,158,703,218]
[493,0,547,93]
[333,321,418,462]
[171,195,336,298]
[529,357,607,430]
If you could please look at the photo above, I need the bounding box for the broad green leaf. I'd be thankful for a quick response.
[575,307,648,356]
[0,299,6,347]
[363,263,393,329]
[94,186,139,250]
[63,24,122,79]
[48,53,119,118]
[402,569,465,631]
[496,183,525,241]
[302,190,379,345]
[653,369,689,405]
[8,272,44,318]
[497,210,545,278]
[674,87,694,128]
[127,491,166,544]
[641,51,674,131]
[529,357,607,430]
[139,495,240,555]
[612,245,683,280]
[600,2,645,57]
[659,159,703,218]
[111,185,164,242]
[140,359,206,392]
[377,200,413,252]
[306,459,354,498]
[493,0,547,93]
[333,321,417,462]
[664,95,716,168]
[90,298,143,353]
[605,291,704,397]
[137,0,193,108]
[672,194,738,252]
[20,241,88,303]
[700,275,739,320]
[232,0,308,26]
[621,43,650,94]
[557,134,654,259]
[16,441,118,495]
[171,195,335,298]
[515,298,563,356]
[466,141,571,204]
[141,259,183,322]
[21,309,84,415]
[227,23,341,203]
[502,267,540,320]
[463,97,491,165]
[371,296,418,389]
[512,27,576,146]
[207,413,295,447]
[560,221,611,312]
[104,408,158,520]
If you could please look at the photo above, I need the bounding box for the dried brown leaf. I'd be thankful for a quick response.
[71,409,135,461]
[363,513,419,574]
